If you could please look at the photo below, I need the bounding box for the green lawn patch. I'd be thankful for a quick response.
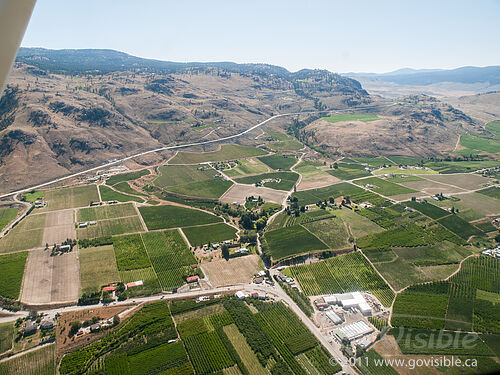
[139,205,222,230]
[182,223,237,247]
[263,225,327,261]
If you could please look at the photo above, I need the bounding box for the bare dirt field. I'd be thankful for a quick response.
[21,249,79,305]
[398,179,467,195]
[201,254,262,287]
[42,210,76,245]
[296,173,341,191]
[422,173,492,191]
[220,183,288,205]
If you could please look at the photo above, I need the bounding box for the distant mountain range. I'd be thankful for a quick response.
[346,66,500,86]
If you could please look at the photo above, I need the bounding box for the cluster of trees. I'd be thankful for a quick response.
[78,236,112,248]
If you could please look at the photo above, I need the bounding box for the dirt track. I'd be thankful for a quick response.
[21,249,79,305]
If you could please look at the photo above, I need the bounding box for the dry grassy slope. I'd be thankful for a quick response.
[0,63,364,193]
[443,92,500,124]
[304,94,480,157]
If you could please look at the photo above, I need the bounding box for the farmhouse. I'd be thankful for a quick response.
[24,320,37,335]
[186,275,199,283]
[40,318,55,330]
[332,320,373,342]
[235,291,248,300]
[79,222,88,228]
[90,323,101,332]
[126,280,143,288]
[103,286,116,292]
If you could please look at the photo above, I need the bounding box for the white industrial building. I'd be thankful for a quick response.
[322,292,372,316]
[332,320,373,342]
[326,310,343,325]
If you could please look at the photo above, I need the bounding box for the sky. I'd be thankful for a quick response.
[21,0,500,74]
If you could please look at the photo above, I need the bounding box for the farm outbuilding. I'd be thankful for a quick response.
[332,320,373,342]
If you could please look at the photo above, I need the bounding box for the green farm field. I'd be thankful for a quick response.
[154,164,233,198]
[460,135,500,153]
[0,207,17,232]
[478,186,500,199]
[79,245,120,295]
[76,216,144,240]
[168,179,233,199]
[333,208,385,238]
[119,267,161,296]
[169,145,266,164]
[112,181,147,196]
[263,224,327,261]
[77,203,137,221]
[106,169,150,186]
[322,113,380,122]
[0,343,56,375]
[424,160,500,174]
[99,185,144,203]
[327,164,371,180]
[352,157,392,167]
[257,154,297,170]
[373,166,437,175]
[0,323,13,355]
[139,205,222,230]
[224,158,270,178]
[113,233,152,271]
[302,216,351,249]
[285,251,394,306]
[36,185,99,211]
[353,177,417,196]
[392,256,500,332]
[266,131,304,151]
[235,171,299,191]
[0,251,28,299]
[292,182,365,205]
[0,214,46,253]
[154,164,217,187]
[437,214,482,239]
[141,230,198,289]
[182,223,237,247]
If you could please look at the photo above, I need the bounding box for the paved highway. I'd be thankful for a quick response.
[0,103,394,199]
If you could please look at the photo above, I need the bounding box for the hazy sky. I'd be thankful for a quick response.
[21,0,500,73]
